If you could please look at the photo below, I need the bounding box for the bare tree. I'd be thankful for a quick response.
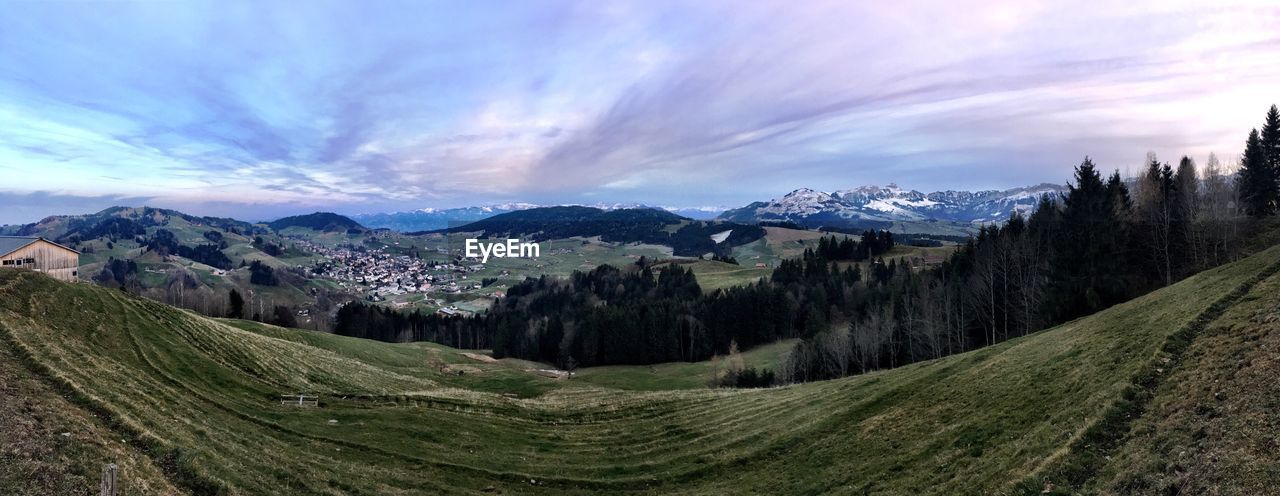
[905,279,946,360]
[816,327,854,377]
[1009,229,1046,337]
[1201,153,1242,265]
[852,308,892,372]
[966,226,1000,346]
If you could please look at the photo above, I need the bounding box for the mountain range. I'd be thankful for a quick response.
[351,183,1064,233]
[352,203,727,232]
[717,183,1065,229]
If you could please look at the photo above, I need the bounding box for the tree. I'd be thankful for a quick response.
[228,289,245,319]
[966,227,1000,346]
[816,327,854,378]
[1174,156,1200,271]
[248,260,280,286]
[1262,104,1280,173]
[1053,157,1128,318]
[271,305,298,328]
[1136,155,1178,286]
[1201,153,1240,264]
[1239,129,1275,216]
[562,355,578,378]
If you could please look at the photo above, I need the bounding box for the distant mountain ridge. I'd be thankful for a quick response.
[436,206,764,257]
[718,183,1065,228]
[268,212,365,233]
[0,206,259,240]
[353,203,727,232]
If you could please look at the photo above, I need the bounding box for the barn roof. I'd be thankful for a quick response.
[0,236,81,257]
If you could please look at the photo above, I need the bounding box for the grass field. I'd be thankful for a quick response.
[682,260,772,293]
[571,339,797,390]
[0,335,179,495]
[3,243,1280,494]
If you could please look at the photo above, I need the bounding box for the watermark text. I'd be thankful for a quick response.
[465,238,540,263]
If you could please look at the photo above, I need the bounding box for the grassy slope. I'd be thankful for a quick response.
[1092,265,1280,494]
[570,339,797,391]
[683,259,771,293]
[0,337,180,496]
[1,244,1278,494]
[221,319,793,394]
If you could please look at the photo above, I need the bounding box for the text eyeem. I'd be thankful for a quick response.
[465,238,540,263]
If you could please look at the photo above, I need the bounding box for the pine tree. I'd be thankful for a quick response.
[1262,104,1280,172]
[1136,156,1178,286]
[1174,157,1200,270]
[228,289,245,319]
[1239,128,1274,216]
[1054,157,1127,318]
[1106,170,1132,215]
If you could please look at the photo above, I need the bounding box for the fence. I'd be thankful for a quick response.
[279,394,319,407]
[101,463,117,496]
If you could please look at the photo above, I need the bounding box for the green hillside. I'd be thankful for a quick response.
[3,244,1280,494]
[267,212,366,233]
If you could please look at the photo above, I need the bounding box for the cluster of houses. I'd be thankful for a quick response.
[289,238,489,301]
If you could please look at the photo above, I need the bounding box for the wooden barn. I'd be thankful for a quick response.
[0,236,80,281]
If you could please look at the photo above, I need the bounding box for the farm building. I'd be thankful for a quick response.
[0,236,80,281]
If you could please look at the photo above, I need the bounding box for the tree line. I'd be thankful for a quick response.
[329,232,897,369]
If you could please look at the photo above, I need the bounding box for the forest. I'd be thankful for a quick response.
[778,104,1279,382]
[334,231,897,368]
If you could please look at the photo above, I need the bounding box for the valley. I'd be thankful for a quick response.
[5,5,1279,494]
[1,205,940,327]
[3,240,1278,494]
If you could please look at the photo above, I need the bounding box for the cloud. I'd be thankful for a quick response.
[1,0,1278,223]
[0,191,153,226]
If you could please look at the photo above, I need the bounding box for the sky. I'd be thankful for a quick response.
[1,0,1279,224]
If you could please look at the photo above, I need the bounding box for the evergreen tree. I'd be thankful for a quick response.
[228,289,245,319]
[1106,170,1132,215]
[271,305,299,328]
[1136,156,1178,286]
[1053,157,1127,318]
[1262,104,1280,173]
[1239,129,1274,216]
[1174,157,1200,270]
[1174,157,1199,221]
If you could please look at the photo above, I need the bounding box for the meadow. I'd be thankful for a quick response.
[3,243,1279,494]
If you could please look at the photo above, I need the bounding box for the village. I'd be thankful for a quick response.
[287,237,506,314]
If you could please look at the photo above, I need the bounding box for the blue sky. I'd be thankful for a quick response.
[1,0,1278,224]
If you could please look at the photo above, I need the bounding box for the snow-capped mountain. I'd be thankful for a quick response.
[353,205,543,232]
[354,203,727,232]
[580,203,725,218]
[718,183,1065,227]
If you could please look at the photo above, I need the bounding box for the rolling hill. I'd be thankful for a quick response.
[3,241,1279,494]
[267,212,366,233]
[437,206,766,257]
[353,204,728,232]
[0,206,347,328]
[0,206,259,240]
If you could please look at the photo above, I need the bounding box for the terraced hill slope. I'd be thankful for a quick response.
[2,244,1280,494]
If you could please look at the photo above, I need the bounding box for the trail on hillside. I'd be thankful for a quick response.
[1017,256,1280,495]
